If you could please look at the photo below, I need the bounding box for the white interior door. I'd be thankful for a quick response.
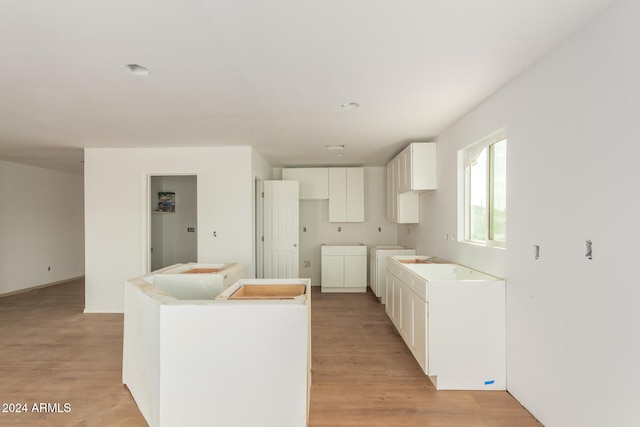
[263,180,299,278]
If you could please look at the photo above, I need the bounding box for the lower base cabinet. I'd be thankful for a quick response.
[385,257,506,391]
[321,245,367,292]
[386,269,428,373]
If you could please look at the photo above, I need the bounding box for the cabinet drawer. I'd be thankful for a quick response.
[321,246,344,255]
[343,245,366,256]
[386,259,403,277]
[397,266,407,280]
[409,272,427,301]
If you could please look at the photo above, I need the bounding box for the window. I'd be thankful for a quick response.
[461,131,507,247]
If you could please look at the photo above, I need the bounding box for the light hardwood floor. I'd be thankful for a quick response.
[0,279,540,426]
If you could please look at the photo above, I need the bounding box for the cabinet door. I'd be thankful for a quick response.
[386,160,397,222]
[399,148,410,193]
[328,168,347,222]
[385,272,395,320]
[344,255,366,286]
[393,277,402,328]
[282,168,309,200]
[410,143,437,191]
[397,192,420,224]
[346,168,364,222]
[329,167,364,222]
[412,298,427,372]
[321,255,344,287]
[370,257,377,294]
[400,284,412,342]
[283,168,329,200]
[305,168,329,199]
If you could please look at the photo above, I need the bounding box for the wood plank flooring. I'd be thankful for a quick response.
[0,279,146,426]
[308,288,541,426]
[0,279,541,426]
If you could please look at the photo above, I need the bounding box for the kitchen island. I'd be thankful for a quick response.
[123,268,311,427]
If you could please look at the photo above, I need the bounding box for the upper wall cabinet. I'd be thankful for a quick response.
[282,168,329,200]
[387,142,436,224]
[397,142,437,193]
[329,167,364,223]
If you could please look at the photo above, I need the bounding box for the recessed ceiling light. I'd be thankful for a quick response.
[341,102,360,110]
[125,64,150,76]
[326,144,345,151]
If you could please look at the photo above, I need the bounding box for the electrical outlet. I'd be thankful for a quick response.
[303,261,310,268]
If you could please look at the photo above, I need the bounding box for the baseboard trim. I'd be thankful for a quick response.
[0,276,85,298]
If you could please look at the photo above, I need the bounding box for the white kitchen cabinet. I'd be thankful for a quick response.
[321,244,367,292]
[385,270,395,324]
[412,295,427,367]
[320,254,343,287]
[282,167,329,200]
[397,142,437,193]
[386,142,436,223]
[397,192,420,223]
[392,273,402,327]
[401,283,428,371]
[328,167,364,222]
[345,253,366,285]
[370,246,415,303]
[400,284,412,340]
[386,259,428,372]
[386,159,397,222]
[385,256,506,390]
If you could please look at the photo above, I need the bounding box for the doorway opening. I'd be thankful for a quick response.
[149,175,198,272]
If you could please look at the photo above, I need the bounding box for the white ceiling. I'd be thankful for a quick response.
[0,0,615,174]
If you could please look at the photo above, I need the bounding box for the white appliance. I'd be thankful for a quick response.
[370,246,415,303]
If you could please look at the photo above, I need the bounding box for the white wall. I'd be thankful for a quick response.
[252,148,273,181]
[297,167,399,286]
[84,146,254,313]
[400,1,640,425]
[0,160,84,295]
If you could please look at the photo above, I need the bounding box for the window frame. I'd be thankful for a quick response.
[459,129,507,248]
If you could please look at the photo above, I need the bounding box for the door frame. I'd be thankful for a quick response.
[254,177,264,278]
[145,173,199,273]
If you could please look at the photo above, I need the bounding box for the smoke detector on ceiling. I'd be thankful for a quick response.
[125,64,150,76]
